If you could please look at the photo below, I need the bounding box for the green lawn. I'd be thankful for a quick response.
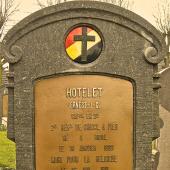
[0,131,16,169]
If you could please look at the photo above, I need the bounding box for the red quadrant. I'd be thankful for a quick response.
[65,27,93,48]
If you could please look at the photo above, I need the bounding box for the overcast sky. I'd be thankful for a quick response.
[5,0,160,35]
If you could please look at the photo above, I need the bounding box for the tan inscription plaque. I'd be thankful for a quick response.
[35,75,133,170]
[2,95,8,117]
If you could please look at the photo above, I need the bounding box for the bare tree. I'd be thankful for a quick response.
[154,0,170,67]
[110,0,133,9]
[36,0,133,10]
[36,0,66,8]
[0,0,18,85]
[0,0,18,39]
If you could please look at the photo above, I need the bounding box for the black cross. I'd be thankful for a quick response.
[74,27,95,62]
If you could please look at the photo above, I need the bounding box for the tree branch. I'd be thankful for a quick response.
[36,0,133,10]
[153,0,170,34]
[0,0,18,40]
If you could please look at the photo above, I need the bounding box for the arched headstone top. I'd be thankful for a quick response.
[2,1,168,170]
[2,1,167,64]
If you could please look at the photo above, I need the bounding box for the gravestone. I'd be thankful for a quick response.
[159,67,170,112]
[158,67,170,170]
[1,1,166,170]
[0,85,8,125]
[2,94,8,117]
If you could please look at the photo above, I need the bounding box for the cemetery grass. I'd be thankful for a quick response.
[0,131,16,169]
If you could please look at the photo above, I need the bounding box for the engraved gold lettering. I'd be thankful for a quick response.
[101,167,109,170]
[35,76,133,169]
[96,155,117,162]
[84,124,100,130]
[62,135,69,141]
[84,156,90,163]
[108,122,118,130]
[95,134,107,140]
[83,168,90,170]
[51,156,63,163]
[67,156,79,163]
[58,146,64,152]
[79,145,96,151]
[104,145,114,151]
[69,101,101,109]
[66,88,103,98]
[69,146,75,151]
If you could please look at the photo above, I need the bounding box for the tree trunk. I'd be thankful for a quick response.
[165,32,170,67]
[163,32,170,68]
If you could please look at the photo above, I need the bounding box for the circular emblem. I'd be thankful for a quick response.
[65,25,103,64]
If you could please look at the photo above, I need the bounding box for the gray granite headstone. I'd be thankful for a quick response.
[0,85,6,125]
[158,67,170,170]
[159,67,170,112]
[2,1,166,170]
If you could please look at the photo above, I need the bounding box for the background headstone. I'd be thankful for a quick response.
[0,69,8,125]
[159,67,170,112]
[158,67,170,170]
